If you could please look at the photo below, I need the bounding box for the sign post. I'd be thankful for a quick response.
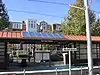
[62,48,77,75]
[63,53,67,65]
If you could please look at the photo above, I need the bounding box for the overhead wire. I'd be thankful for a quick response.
[28,0,69,5]
[28,0,100,16]
[8,9,64,18]
[8,0,100,19]
[7,0,84,19]
[28,0,84,10]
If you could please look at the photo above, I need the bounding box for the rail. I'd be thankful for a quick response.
[0,66,100,75]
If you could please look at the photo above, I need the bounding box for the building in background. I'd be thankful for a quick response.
[37,24,40,32]
[25,19,37,32]
[22,21,26,31]
[47,24,52,32]
[40,21,48,32]
[10,22,22,31]
[52,24,61,32]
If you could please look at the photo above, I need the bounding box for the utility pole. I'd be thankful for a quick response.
[84,0,93,75]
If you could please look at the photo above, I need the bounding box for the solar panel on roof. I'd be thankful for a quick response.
[48,33,55,38]
[23,31,64,39]
[44,33,51,38]
[23,32,30,37]
[35,32,42,37]
[53,33,61,38]
[29,32,36,37]
[57,34,64,38]
[42,32,49,38]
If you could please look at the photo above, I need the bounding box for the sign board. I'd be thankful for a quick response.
[56,50,68,54]
[63,48,77,51]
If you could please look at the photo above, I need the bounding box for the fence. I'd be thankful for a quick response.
[0,66,100,75]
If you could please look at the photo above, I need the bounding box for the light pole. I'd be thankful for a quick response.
[70,0,93,75]
[84,0,93,75]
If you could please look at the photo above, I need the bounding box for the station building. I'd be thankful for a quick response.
[0,31,100,70]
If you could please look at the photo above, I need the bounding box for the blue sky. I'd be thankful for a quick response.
[3,0,100,24]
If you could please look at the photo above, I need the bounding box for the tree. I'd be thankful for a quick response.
[0,0,10,30]
[91,19,100,36]
[61,19,68,34]
[61,0,96,35]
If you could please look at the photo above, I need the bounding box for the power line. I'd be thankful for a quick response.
[8,9,64,18]
[28,0,69,5]
[8,9,100,19]
[8,1,100,19]
[28,0,100,13]
[28,0,84,10]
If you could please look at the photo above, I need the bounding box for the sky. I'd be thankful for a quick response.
[3,0,100,24]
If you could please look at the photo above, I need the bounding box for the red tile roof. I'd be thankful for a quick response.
[8,32,11,38]
[0,32,2,37]
[64,35,100,41]
[3,31,7,37]
[0,31,22,39]
[0,31,100,42]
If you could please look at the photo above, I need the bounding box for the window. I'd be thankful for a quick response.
[92,54,97,59]
[31,24,33,28]
[80,49,87,54]
[92,49,97,53]
[97,48,100,53]
[14,24,17,28]
[80,54,87,59]
[29,24,30,28]
[92,44,96,48]
[44,27,45,29]
[31,21,33,24]
[80,44,87,48]
[17,24,19,28]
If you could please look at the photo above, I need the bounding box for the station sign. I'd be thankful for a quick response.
[63,48,77,51]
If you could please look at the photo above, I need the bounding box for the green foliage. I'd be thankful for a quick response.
[0,3,10,30]
[91,19,100,36]
[61,22,67,34]
[61,0,96,35]
[0,18,10,30]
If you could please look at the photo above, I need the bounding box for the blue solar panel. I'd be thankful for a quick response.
[58,34,64,38]
[35,32,42,37]
[53,33,61,38]
[23,32,30,37]
[29,32,36,37]
[42,33,49,38]
[23,32,64,39]
[48,33,55,38]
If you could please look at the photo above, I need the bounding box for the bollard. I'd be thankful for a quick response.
[81,66,83,75]
[56,68,57,75]
[23,69,25,75]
